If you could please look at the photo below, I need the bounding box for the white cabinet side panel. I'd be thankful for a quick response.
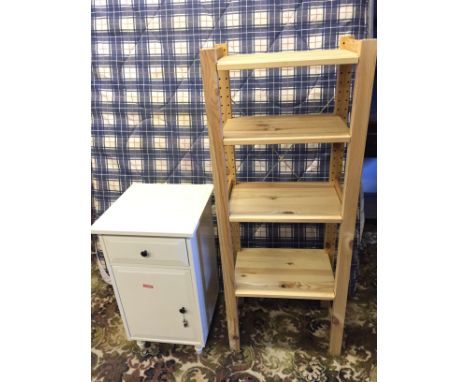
[98,236,132,339]
[199,203,219,328]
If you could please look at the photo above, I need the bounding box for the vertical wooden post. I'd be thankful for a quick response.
[200,47,240,351]
[216,43,241,256]
[325,36,353,265]
[329,38,377,355]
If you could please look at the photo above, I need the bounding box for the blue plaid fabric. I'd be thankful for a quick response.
[91,0,369,290]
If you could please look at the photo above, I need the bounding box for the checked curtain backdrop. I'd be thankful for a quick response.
[91,0,370,292]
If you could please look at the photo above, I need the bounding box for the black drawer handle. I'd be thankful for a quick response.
[140,250,149,257]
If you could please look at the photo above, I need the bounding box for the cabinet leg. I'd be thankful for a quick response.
[329,234,354,356]
[194,345,204,354]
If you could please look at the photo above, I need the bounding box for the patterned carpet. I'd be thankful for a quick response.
[91,223,376,382]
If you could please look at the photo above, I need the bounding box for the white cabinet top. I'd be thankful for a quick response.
[91,183,214,237]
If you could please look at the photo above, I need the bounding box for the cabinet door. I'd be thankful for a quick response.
[112,266,200,343]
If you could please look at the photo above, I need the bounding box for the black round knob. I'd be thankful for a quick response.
[179,307,187,314]
[140,250,149,257]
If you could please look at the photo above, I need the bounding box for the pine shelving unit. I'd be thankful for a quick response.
[200,36,377,356]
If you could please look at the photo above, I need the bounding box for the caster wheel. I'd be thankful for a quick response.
[136,341,147,350]
[194,346,204,354]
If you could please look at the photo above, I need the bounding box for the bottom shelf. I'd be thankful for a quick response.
[234,248,335,300]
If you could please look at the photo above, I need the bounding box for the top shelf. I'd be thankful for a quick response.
[217,49,359,70]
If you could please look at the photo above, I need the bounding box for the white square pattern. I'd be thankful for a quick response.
[254,160,266,172]
[102,113,114,125]
[306,159,319,172]
[176,90,189,103]
[308,88,321,100]
[95,18,108,31]
[148,41,162,55]
[200,14,213,28]
[154,159,167,171]
[107,158,119,170]
[152,114,165,126]
[104,136,116,148]
[126,91,138,103]
[100,90,113,102]
[129,159,142,171]
[176,66,188,79]
[174,41,188,55]
[309,35,323,49]
[178,114,190,126]
[281,36,295,51]
[97,66,112,79]
[127,114,140,126]
[96,43,110,55]
[254,38,268,53]
[123,43,137,56]
[128,136,141,149]
[108,180,120,192]
[305,226,317,238]
[179,138,191,150]
[123,66,137,80]
[151,91,165,103]
[281,88,294,102]
[121,17,134,31]
[225,13,240,27]
[227,39,240,53]
[309,7,324,22]
[153,136,166,149]
[254,11,268,26]
[253,68,267,78]
[281,67,294,76]
[254,89,267,102]
[339,5,354,20]
[180,159,192,172]
[204,158,212,173]
[279,159,293,173]
[150,66,164,79]
[254,225,266,238]
[280,226,292,237]
[173,15,186,29]
[282,10,295,25]
[147,16,159,30]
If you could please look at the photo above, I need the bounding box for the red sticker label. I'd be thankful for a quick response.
[142,284,154,289]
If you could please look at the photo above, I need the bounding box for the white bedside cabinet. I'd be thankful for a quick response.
[91,183,219,354]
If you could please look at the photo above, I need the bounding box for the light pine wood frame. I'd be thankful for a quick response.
[324,36,354,265]
[200,37,376,355]
[216,43,241,257]
[200,46,240,351]
[329,37,377,355]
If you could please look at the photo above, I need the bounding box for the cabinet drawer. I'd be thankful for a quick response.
[103,235,188,267]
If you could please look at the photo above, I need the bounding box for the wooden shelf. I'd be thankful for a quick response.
[217,49,359,70]
[235,248,335,300]
[223,115,350,145]
[229,182,342,223]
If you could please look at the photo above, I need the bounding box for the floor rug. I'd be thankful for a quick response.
[92,223,376,381]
